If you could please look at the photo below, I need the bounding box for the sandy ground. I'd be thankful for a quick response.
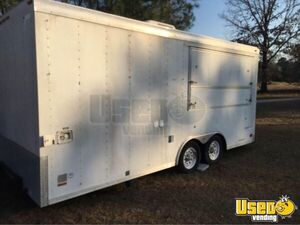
[0,99,299,224]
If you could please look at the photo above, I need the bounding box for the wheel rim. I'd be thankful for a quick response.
[208,140,220,161]
[183,147,197,169]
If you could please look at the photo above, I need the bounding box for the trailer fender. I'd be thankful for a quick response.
[175,132,227,165]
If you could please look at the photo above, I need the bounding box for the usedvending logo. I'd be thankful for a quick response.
[235,195,297,223]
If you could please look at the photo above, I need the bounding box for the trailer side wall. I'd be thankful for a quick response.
[0,2,40,203]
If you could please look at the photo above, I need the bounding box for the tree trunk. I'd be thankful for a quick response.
[260,80,268,93]
[260,50,268,93]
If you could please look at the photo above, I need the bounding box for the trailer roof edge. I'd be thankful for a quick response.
[32,0,259,56]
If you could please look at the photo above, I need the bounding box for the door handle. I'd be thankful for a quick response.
[189,80,198,85]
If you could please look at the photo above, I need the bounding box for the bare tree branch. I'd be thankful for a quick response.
[221,0,300,92]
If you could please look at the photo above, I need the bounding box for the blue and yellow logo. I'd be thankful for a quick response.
[235,195,297,222]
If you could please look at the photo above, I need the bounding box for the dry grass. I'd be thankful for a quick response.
[266,82,300,90]
[0,99,300,224]
[257,82,300,99]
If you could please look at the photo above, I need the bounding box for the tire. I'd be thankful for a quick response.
[178,141,201,172]
[203,135,224,165]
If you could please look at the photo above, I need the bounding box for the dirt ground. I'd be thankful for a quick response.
[0,99,300,224]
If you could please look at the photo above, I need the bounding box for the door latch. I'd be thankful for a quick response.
[41,128,73,147]
[56,129,73,145]
[188,102,197,110]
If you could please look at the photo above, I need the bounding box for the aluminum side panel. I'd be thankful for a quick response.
[0,1,39,154]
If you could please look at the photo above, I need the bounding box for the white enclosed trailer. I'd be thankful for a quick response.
[0,0,259,207]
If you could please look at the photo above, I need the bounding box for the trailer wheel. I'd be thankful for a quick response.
[203,135,224,165]
[178,141,201,172]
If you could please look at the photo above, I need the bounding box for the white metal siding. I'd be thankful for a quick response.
[0,2,38,153]
[35,11,173,200]
[0,1,40,205]
[188,47,256,147]
[0,0,259,206]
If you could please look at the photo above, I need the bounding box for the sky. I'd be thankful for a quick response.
[190,0,228,40]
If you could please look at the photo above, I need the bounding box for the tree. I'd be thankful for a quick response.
[287,43,300,81]
[61,0,199,31]
[289,43,300,62]
[0,0,21,16]
[221,0,300,92]
[277,57,300,82]
[1,0,199,30]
